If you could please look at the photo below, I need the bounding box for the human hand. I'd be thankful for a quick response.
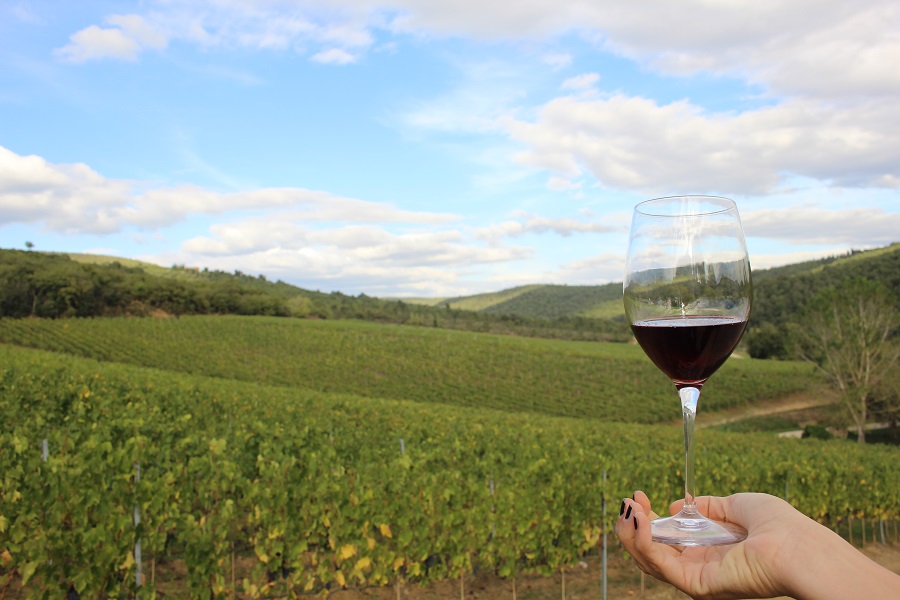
[615,491,900,600]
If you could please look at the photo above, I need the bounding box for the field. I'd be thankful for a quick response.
[0,316,897,599]
[0,316,820,424]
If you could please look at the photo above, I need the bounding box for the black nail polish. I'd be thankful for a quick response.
[619,500,626,516]
[625,505,633,520]
[634,516,639,531]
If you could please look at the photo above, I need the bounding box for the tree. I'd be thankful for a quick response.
[24,241,34,250]
[790,278,899,442]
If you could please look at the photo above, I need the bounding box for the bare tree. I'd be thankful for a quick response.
[790,278,898,443]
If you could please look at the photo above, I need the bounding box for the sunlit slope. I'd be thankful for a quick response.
[422,283,624,319]
[432,285,546,311]
[0,315,819,424]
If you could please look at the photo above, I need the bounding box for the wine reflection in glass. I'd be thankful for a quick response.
[623,196,752,546]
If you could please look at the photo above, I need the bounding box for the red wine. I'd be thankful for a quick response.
[630,316,747,388]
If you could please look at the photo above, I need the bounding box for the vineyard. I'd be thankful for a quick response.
[0,316,820,424]
[0,318,898,599]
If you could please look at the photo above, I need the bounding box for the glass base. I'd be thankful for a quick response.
[651,509,747,546]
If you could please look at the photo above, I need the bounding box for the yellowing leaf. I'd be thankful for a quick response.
[393,557,405,572]
[334,570,346,587]
[354,557,372,572]
[379,523,393,538]
[120,552,135,570]
[366,536,376,550]
[20,561,39,585]
[339,544,356,561]
[255,547,270,564]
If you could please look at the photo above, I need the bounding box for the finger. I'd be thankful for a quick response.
[614,498,642,556]
[633,490,651,512]
[669,495,730,521]
[616,500,680,580]
[709,492,792,529]
[669,493,788,531]
[632,490,660,520]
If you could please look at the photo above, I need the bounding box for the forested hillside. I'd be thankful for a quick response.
[746,243,900,358]
[2,244,898,352]
[0,249,631,341]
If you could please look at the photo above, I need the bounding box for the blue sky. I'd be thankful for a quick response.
[1,1,899,297]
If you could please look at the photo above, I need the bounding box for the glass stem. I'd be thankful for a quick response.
[679,386,701,516]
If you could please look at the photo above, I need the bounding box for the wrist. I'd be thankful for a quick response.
[783,519,900,600]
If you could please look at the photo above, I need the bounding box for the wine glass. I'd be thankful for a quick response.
[623,195,752,546]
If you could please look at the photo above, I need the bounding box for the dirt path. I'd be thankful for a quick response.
[693,388,838,429]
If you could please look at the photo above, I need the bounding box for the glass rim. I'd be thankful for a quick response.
[634,195,736,218]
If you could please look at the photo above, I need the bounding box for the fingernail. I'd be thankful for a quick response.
[625,505,633,520]
[634,516,639,531]
[619,500,626,516]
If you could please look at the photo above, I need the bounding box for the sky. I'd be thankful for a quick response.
[1,1,899,298]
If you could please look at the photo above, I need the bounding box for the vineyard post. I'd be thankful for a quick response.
[398,438,406,600]
[880,519,886,545]
[601,469,607,600]
[489,475,495,541]
[134,462,142,591]
[41,439,48,462]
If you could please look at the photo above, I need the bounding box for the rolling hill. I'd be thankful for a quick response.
[407,242,900,325]
[1,242,898,349]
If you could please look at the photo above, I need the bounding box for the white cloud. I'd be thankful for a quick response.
[555,252,626,285]
[311,48,357,64]
[56,25,144,63]
[561,73,600,91]
[475,214,620,243]
[54,1,900,102]
[107,14,168,49]
[591,1,900,101]
[0,145,534,296]
[168,216,535,296]
[55,14,167,63]
[0,146,460,234]
[0,146,129,233]
[502,95,900,195]
[749,248,854,271]
[546,176,581,191]
[743,207,900,246]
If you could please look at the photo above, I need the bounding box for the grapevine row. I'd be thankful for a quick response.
[0,345,897,598]
[0,316,820,424]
